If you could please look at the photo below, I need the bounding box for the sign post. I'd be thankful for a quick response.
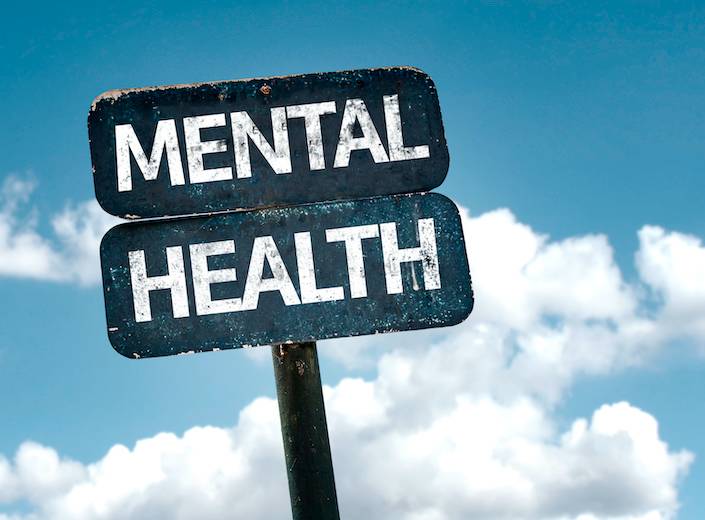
[272,342,340,520]
[88,67,473,519]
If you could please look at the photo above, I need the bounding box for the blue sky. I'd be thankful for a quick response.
[1,2,704,519]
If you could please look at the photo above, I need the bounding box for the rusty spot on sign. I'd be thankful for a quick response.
[295,360,306,376]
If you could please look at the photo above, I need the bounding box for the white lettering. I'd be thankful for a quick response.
[333,99,389,168]
[184,114,233,184]
[294,232,344,304]
[115,121,185,192]
[128,247,189,322]
[189,240,242,315]
[286,102,336,170]
[232,108,292,178]
[325,224,380,298]
[114,94,430,192]
[379,218,440,294]
[241,236,300,310]
[383,94,430,162]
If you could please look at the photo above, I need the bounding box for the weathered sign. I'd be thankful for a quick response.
[89,67,449,219]
[100,193,472,358]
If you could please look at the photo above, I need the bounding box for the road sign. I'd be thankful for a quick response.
[100,193,472,358]
[89,67,449,219]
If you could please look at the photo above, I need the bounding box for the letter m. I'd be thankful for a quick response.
[115,120,185,192]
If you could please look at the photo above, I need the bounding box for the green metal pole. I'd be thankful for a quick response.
[272,342,341,520]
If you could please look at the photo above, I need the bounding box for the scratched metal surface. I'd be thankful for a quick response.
[89,67,449,219]
[100,193,473,358]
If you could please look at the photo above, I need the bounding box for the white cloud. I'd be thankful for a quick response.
[0,442,86,506]
[0,385,691,519]
[323,207,700,403]
[0,186,703,519]
[0,399,290,520]
[464,209,636,328]
[0,175,117,285]
[0,176,65,281]
[636,225,705,340]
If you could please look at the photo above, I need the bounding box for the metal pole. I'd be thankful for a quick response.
[272,342,341,520]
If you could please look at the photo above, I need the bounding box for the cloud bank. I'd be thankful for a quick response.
[0,176,117,285]
[0,396,692,520]
[1,177,704,519]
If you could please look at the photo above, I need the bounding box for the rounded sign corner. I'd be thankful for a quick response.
[392,65,431,78]
[89,89,126,115]
[99,220,127,254]
[107,334,139,360]
[457,292,475,326]
[93,191,121,219]
[427,191,461,213]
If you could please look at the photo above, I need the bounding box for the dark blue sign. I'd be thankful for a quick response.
[100,193,473,358]
[89,67,449,219]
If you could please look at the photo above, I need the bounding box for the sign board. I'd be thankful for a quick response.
[89,67,449,219]
[100,193,473,358]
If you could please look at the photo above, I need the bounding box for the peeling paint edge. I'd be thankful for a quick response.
[89,66,430,111]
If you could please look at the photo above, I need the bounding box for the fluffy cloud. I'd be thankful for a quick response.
[463,209,636,328]
[0,175,117,285]
[0,380,691,520]
[325,207,704,401]
[636,225,705,340]
[0,189,703,519]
